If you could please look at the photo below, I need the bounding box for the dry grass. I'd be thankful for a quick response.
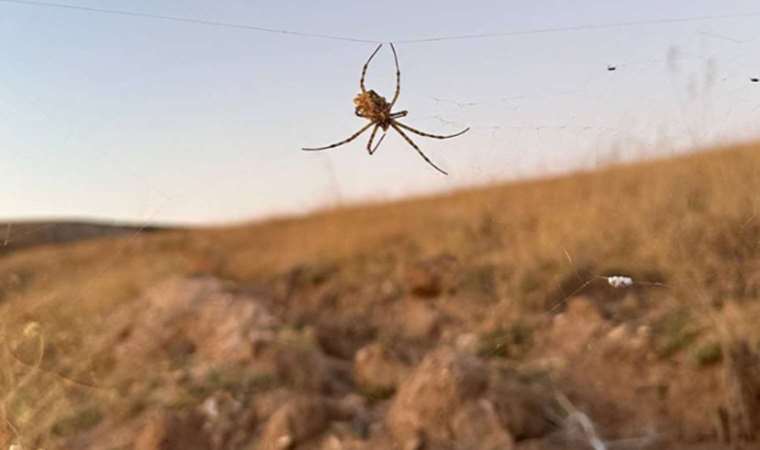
[2,141,760,448]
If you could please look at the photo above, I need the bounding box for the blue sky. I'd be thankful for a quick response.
[2,0,760,224]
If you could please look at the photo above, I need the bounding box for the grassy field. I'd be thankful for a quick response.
[2,141,760,449]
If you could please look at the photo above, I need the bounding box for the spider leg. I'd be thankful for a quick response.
[365,124,387,155]
[369,132,386,155]
[302,122,374,151]
[389,43,401,107]
[390,122,448,175]
[395,121,470,139]
[366,124,379,154]
[390,110,408,119]
[360,44,383,93]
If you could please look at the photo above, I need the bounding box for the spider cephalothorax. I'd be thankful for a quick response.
[302,43,469,175]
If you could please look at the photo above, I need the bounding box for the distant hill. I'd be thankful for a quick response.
[0,221,166,255]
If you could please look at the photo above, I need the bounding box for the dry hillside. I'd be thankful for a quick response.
[2,142,760,449]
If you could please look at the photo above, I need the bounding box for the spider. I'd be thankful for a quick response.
[302,43,470,175]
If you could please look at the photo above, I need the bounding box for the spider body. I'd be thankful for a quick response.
[303,43,469,175]
[353,90,393,130]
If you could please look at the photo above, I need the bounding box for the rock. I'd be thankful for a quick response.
[513,438,554,450]
[404,254,457,298]
[113,276,344,394]
[385,347,553,449]
[135,411,209,450]
[334,393,367,417]
[116,276,280,368]
[397,300,440,340]
[599,324,651,359]
[548,297,606,356]
[265,338,333,392]
[564,296,603,322]
[316,421,374,450]
[487,374,554,440]
[315,320,376,360]
[134,392,257,450]
[257,396,332,450]
[455,333,480,354]
[353,343,409,395]
[405,266,442,298]
[452,399,515,450]
[199,391,257,450]
[321,435,344,450]
[0,423,11,449]
[253,389,295,423]
[386,347,489,448]
[605,324,628,342]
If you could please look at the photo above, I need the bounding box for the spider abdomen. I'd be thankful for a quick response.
[354,90,391,121]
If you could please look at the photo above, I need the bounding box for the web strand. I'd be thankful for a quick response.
[395,12,760,43]
[2,0,760,46]
[0,0,381,44]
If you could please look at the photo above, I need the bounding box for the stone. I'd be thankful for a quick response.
[257,396,332,450]
[353,343,409,395]
[386,347,488,448]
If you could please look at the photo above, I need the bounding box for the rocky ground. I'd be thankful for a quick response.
[15,269,753,450]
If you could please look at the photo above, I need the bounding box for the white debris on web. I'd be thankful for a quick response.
[606,275,633,288]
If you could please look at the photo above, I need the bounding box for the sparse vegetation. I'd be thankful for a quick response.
[693,340,723,367]
[458,263,498,300]
[477,322,533,359]
[652,307,702,358]
[51,406,103,437]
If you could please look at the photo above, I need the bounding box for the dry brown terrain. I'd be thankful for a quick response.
[2,142,760,449]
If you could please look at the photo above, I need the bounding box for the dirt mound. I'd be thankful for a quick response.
[115,276,281,371]
[385,347,554,450]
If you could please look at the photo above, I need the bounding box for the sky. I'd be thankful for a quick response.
[2,0,760,225]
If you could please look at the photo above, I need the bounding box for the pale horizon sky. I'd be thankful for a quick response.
[2,0,760,225]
